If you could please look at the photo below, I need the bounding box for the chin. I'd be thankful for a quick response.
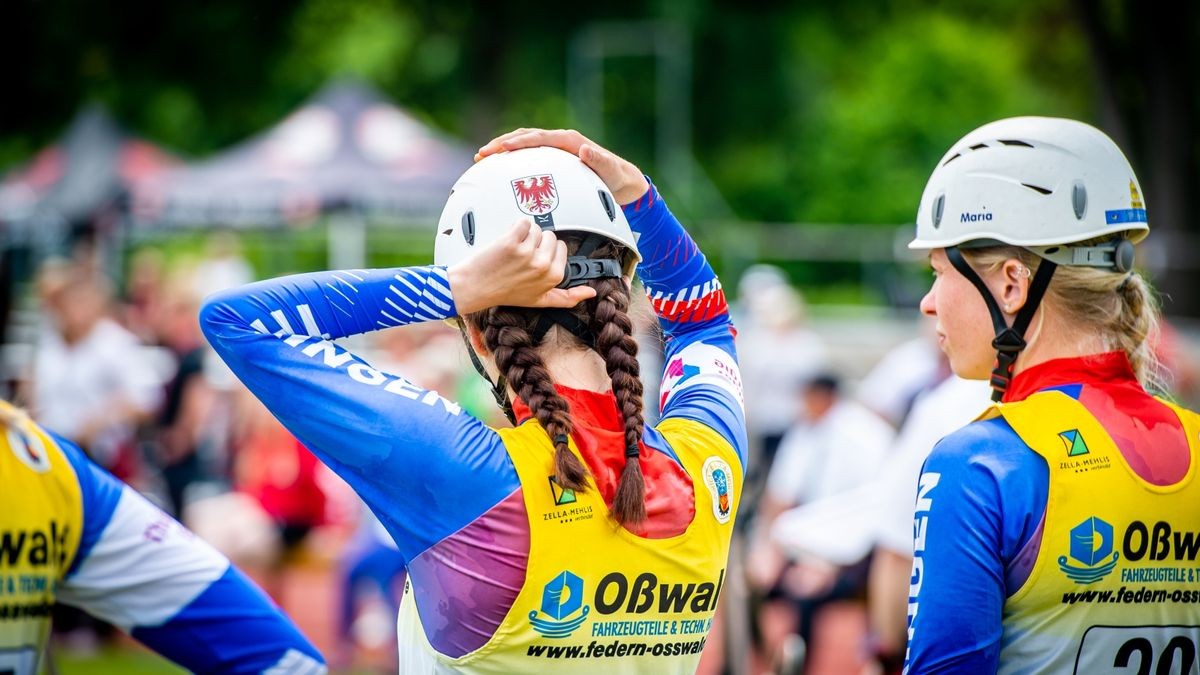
[948,353,993,381]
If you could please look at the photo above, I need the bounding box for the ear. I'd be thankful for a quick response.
[997,259,1032,316]
[465,322,490,356]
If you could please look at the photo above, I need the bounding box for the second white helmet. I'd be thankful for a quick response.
[434,147,641,274]
[910,116,1147,268]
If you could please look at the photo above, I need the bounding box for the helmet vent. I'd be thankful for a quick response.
[461,212,476,246]
[1071,182,1087,219]
[1022,183,1053,195]
[598,189,616,222]
[942,153,962,167]
[932,194,945,228]
[998,139,1034,148]
[969,143,989,150]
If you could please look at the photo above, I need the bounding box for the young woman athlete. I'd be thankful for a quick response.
[201,129,746,673]
[905,116,1200,673]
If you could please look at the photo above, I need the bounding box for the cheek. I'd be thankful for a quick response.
[938,280,997,377]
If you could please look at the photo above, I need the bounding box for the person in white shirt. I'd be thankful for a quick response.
[29,260,161,476]
[748,373,894,673]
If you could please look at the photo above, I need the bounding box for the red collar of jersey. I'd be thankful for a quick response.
[1002,351,1138,403]
[512,385,696,539]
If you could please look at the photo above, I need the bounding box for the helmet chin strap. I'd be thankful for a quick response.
[945,246,1057,402]
[455,317,516,425]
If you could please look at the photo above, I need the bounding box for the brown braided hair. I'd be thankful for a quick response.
[465,236,647,524]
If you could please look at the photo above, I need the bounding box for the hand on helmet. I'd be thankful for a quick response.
[476,128,650,206]
[448,218,598,315]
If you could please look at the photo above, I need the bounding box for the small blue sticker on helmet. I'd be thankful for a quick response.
[1105,208,1147,224]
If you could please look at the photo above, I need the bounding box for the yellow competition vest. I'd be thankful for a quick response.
[0,404,83,675]
[987,391,1200,674]
[396,417,741,674]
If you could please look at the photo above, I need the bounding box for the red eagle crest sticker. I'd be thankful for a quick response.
[511,175,558,216]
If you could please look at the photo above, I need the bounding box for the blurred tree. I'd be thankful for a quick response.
[1074,0,1199,314]
[3,0,1194,310]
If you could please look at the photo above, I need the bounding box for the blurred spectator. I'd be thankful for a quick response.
[27,259,160,480]
[855,320,943,428]
[1152,318,1200,404]
[151,279,216,517]
[735,265,827,505]
[231,390,328,559]
[191,231,254,300]
[122,247,168,344]
[747,373,894,674]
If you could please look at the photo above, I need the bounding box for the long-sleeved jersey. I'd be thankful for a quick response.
[905,352,1200,673]
[0,401,326,675]
[201,182,747,672]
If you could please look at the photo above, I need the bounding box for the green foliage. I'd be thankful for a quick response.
[1,0,1102,305]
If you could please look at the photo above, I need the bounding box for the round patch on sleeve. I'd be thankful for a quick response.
[702,456,734,524]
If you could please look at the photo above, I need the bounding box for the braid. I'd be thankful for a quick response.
[477,307,589,491]
[589,275,647,525]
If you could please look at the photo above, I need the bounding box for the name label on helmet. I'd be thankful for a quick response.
[960,212,994,223]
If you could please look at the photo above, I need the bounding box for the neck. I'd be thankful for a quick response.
[538,347,612,392]
[1010,308,1109,378]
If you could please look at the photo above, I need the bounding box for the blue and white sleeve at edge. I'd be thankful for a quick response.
[904,418,1048,674]
[623,183,747,467]
[199,266,518,562]
[53,435,326,674]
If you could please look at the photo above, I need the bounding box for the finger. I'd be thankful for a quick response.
[516,219,541,255]
[578,143,621,183]
[537,286,597,308]
[476,128,538,159]
[581,143,648,206]
[503,218,533,245]
[548,238,569,277]
[530,230,559,271]
[501,129,587,154]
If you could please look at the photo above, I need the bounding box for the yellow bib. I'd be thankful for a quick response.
[397,417,741,674]
[987,391,1200,674]
[0,403,83,675]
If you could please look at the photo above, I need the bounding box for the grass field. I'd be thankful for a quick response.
[52,647,185,674]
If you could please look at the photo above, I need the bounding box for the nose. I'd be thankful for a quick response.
[919,284,937,317]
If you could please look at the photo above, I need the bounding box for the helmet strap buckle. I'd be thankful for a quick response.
[946,246,1057,402]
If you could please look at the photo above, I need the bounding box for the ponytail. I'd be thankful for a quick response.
[1114,272,1163,391]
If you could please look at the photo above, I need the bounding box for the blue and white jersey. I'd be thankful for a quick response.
[0,400,326,675]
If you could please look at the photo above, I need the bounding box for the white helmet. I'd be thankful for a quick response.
[910,116,1147,270]
[434,147,641,275]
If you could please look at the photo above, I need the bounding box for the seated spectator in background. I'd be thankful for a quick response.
[27,259,161,482]
[748,373,894,674]
[0,398,326,674]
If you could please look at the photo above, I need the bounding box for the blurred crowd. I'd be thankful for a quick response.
[6,237,1199,674]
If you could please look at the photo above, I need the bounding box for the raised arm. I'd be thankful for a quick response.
[52,433,326,674]
[477,129,747,466]
[199,265,517,562]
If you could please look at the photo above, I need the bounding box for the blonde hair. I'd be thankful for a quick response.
[962,240,1162,391]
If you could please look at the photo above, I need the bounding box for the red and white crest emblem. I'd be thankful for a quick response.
[511,174,558,215]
